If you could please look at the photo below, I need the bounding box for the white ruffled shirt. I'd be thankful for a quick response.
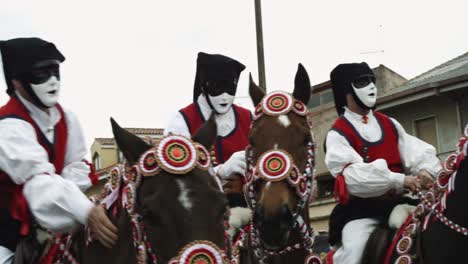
[0,93,93,233]
[325,107,442,198]
[164,94,236,137]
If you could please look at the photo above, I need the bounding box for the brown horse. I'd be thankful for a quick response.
[234,64,322,264]
[46,115,229,264]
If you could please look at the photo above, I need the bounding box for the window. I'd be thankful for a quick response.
[414,116,438,148]
[320,91,334,105]
[308,91,334,110]
[308,95,320,109]
[93,152,101,170]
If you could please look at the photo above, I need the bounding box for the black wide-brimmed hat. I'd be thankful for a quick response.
[330,62,374,115]
[193,52,245,101]
[0,37,65,95]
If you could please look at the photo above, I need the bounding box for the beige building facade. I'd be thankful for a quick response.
[87,128,164,196]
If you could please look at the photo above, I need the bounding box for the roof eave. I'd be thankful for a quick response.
[377,74,468,110]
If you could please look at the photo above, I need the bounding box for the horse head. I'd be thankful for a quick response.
[246,64,315,251]
[111,115,228,263]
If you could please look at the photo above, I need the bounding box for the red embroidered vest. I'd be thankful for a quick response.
[0,96,68,235]
[331,111,403,204]
[179,102,252,164]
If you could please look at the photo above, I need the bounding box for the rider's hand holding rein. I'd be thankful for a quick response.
[417,169,435,190]
[88,206,118,248]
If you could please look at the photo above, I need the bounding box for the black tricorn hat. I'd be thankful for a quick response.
[193,52,245,101]
[0,37,65,95]
[330,62,374,115]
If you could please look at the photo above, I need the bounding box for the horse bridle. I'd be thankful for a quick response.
[50,135,232,264]
[234,91,322,264]
[391,128,468,263]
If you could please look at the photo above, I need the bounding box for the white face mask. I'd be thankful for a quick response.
[208,92,234,114]
[30,76,61,107]
[352,82,377,108]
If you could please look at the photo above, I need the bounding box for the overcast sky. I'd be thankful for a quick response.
[1,0,467,151]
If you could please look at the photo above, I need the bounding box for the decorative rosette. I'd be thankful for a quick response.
[109,166,122,191]
[156,135,197,175]
[139,149,160,177]
[122,184,137,213]
[403,223,417,237]
[256,150,293,182]
[292,99,308,116]
[195,143,211,170]
[287,166,301,186]
[396,236,413,254]
[253,104,264,120]
[412,204,425,220]
[123,165,142,187]
[175,241,227,264]
[395,255,412,264]
[425,191,435,204]
[436,170,450,189]
[261,91,293,116]
[444,153,458,172]
[304,253,322,264]
[296,177,309,198]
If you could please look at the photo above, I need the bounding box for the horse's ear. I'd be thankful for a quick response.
[249,73,265,107]
[293,63,311,105]
[192,113,217,150]
[110,117,151,163]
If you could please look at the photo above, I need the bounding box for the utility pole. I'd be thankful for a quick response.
[254,0,266,90]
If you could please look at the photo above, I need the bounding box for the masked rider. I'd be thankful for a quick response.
[165,52,251,207]
[0,38,117,264]
[325,62,442,264]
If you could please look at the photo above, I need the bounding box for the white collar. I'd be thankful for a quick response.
[343,106,374,123]
[15,92,61,129]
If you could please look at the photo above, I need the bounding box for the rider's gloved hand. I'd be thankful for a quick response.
[87,205,118,248]
[217,150,246,179]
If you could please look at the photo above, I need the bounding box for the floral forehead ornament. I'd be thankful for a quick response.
[139,134,211,177]
[253,90,312,127]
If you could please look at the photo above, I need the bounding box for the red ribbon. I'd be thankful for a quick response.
[10,185,31,236]
[334,164,351,205]
[83,159,99,186]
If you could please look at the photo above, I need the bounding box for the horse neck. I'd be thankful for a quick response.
[445,158,468,226]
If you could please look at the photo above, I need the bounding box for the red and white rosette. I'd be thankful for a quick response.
[261,91,293,116]
[444,153,458,172]
[257,150,293,182]
[176,241,226,264]
[396,236,413,255]
[156,135,197,175]
[395,255,412,264]
[292,99,308,116]
[287,166,301,186]
[109,166,122,191]
[139,149,161,177]
[123,164,142,187]
[195,143,211,170]
[122,183,137,213]
[296,177,309,198]
[305,253,322,264]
